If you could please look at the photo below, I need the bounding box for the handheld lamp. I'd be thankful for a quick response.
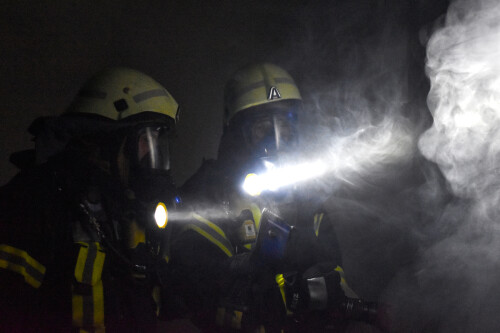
[154,202,168,228]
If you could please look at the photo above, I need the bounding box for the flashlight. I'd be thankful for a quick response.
[242,160,327,196]
[243,173,263,197]
[154,202,168,228]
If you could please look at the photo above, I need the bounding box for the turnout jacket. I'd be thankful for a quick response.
[0,154,167,332]
[169,159,356,332]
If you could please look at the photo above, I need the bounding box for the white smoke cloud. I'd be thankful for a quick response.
[292,1,425,200]
[299,77,420,206]
[397,0,500,332]
[420,0,500,203]
[326,114,415,185]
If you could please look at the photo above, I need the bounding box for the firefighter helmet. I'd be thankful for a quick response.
[66,67,179,123]
[58,68,180,201]
[221,63,302,163]
[224,63,302,125]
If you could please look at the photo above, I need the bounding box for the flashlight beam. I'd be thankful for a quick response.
[242,161,327,196]
[242,122,414,196]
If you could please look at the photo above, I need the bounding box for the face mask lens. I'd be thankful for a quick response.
[247,112,297,157]
[250,118,274,148]
[274,115,295,150]
[136,127,170,170]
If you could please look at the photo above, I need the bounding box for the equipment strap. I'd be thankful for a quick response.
[72,242,106,332]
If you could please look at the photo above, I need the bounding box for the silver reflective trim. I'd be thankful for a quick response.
[234,77,294,99]
[82,243,98,285]
[307,276,328,310]
[133,89,168,103]
[0,250,44,284]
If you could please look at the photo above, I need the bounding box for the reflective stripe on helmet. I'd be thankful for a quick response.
[224,63,302,124]
[0,244,46,288]
[67,67,179,123]
[233,78,294,101]
[72,242,106,331]
[133,89,169,103]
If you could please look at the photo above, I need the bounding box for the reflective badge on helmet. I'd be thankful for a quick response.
[268,86,281,100]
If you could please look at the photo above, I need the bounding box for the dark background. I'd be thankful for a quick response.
[1,0,454,331]
[0,0,448,186]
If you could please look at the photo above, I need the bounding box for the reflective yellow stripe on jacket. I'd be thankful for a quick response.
[275,274,293,316]
[72,242,106,332]
[313,213,324,237]
[0,244,46,288]
[216,307,243,330]
[335,266,358,299]
[248,204,262,231]
[187,213,234,257]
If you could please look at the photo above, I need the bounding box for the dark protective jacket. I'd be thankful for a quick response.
[170,159,357,332]
[0,151,171,332]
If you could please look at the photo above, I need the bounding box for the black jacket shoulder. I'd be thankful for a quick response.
[181,158,225,207]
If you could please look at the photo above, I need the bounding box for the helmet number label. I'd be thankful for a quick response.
[268,86,282,100]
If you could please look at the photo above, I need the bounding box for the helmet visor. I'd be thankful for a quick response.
[136,126,170,171]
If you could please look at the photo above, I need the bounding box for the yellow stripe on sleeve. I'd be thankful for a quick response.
[189,225,233,257]
[0,244,46,288]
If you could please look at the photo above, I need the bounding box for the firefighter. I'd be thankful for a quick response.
[0,68,187,332]
[171,63,365,332]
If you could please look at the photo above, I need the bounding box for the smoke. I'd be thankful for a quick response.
[241,114,414,197]
[293,1,425,202]
[325,114,415,187]
[420,0,500,203]
[388,0,500,332]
